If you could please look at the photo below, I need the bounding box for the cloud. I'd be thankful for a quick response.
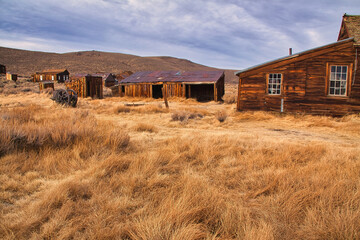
[1,0,360,69]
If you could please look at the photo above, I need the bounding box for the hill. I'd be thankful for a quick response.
[0,46,238,83]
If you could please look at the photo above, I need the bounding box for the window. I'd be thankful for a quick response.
[51,75,54,81]
[329,65,347,96]
[40,75,43,81]
[268,73,282,95]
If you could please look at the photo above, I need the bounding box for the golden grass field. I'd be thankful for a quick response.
[1,79,360,239]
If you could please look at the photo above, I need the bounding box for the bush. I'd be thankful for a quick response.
[133,123,158,133]
[216,110,228,122]
[114,106,131,113]
[222,93,237,104]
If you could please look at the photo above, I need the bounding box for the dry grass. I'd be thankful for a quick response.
[133,123,158,133]
[1,89,360,240]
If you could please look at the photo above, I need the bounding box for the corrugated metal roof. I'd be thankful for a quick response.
[120,71,224,84]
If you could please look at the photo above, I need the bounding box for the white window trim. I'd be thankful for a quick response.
[328,65,348,96]
[267,73,282,95]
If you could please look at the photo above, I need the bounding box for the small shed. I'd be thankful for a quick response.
[0,64,6,74]
[66,74,103,99]
[39,81,54,91]
[33,69,69,83]
[6,73,18,81]
[93,73,117,87]
[235,14,360,116]
[116,71,225,101]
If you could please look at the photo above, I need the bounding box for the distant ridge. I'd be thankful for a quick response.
[0,47,237,83]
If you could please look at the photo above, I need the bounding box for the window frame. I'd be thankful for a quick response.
[266,73,283,96]
[325,63,353,97]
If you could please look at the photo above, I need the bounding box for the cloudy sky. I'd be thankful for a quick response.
[0,0,360,69]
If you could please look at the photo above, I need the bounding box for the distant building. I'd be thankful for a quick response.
[235,14,360,116]
[6,73,17,81]
[0,64,5,74]
[116,71,224,101]
[92,73,118,87]
[33,69,69,83]
[66,74,103,99]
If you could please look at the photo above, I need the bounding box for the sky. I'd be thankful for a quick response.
[0,0,360,70]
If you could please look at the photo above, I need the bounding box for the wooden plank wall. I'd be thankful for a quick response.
[118,76,224,101]
[238,42,360,115]
[66,76,103,99]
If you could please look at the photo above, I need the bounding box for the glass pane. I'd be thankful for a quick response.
[342,73,347,80]
[330,88,334,94]
[336,73,341,80]
[269,79,273,83]
[277,89,280,94]
[337,66,341,72]
[341,88,346,95]
[335,89,340,95]
[331,66,336,72]
[341,81,346,88]
[277,74,281,79]
[330,81,335,87]
[269,74,273,78]
[336,81,340,87]
[342,66,347,72]
[330,73,335,80]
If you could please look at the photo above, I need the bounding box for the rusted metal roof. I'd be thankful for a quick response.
[40,69,68,74]
[120,71,224,84]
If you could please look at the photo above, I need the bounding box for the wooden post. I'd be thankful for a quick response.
[162,86,169,108]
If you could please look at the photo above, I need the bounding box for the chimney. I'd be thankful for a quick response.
[289,48,293,55]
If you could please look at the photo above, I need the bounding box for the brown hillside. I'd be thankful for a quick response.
[0,46,237,83]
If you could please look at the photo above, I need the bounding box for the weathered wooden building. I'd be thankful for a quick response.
[116,71,225,101]
[6,73,17,81]
[66,74,103,99]
[236,14,360,115]
[93,73,117,87]
[0,64,5,74]
[33,69,69,83]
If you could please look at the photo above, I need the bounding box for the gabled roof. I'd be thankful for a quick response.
[120,71,224,84]
[40,69,68,74]
[338,14,360,44]
[235,38,354,77]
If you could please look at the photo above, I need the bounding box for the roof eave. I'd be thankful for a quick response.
[234,37,355,76]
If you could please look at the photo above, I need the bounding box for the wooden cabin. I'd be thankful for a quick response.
[116,71,225,101]
[33,69,69,83]
[6,73,17,81]
[235,14,360,116]
[93,73,118,87]
[0,64,6,74]
[66,74,103,99]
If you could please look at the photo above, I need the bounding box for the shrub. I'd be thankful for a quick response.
[216,110,228,122]
[133,123,158,133]
[114,105,131,113]
[222,93,237,104]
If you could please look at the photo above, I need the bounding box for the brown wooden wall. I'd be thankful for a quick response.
[0,64,5,74]
[33,72,69,83]
[116,78,224,102]
[66,76,103,99]
[237,42,360,115]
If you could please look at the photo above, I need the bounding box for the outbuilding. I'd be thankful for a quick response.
[116,71,225,101]
[0,64,6,74]
[235,14,360,116]
[33,69,69,83]
[66,74,103,99]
